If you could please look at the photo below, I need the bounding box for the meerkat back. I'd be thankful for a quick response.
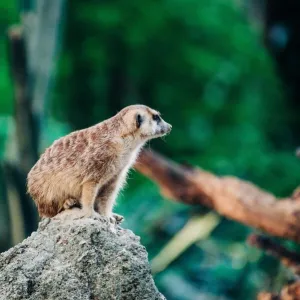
[27,129,88,217]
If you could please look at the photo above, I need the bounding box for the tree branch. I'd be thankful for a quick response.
[248,234,300,275]
[258,281,300,300]
[135,150,300,243]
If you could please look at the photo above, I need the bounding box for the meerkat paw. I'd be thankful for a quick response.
[109,213,124,225]
[63,198,78,210]
[79,208,101,219]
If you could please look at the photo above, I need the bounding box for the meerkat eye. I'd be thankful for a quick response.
[152,114,161,122]
[136,114,143,128]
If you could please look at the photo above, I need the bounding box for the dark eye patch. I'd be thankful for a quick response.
[136,114,143,128]
[152,114,161,122]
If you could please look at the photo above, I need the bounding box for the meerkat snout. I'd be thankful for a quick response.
[159,121,172,135]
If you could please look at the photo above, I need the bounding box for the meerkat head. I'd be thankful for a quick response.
[119,105,172,141]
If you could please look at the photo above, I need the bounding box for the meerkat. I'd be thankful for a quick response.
[27,105,172,223]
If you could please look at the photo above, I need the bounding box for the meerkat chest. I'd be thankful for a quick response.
[120,146,141,170]
[116,144,141,179]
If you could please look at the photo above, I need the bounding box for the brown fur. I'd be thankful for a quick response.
[27,105,171,218]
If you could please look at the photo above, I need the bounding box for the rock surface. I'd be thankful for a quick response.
[0,211,165,300]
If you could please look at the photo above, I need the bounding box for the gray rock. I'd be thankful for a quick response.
[0,211,165,300]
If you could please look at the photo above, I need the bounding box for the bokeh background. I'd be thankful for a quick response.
[1,1,300,299]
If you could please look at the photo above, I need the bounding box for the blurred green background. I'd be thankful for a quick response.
[1,1,300,299]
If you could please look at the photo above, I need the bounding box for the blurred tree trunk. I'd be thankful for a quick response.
[107,37,128,115]
[62,0,96,130]
[0,168,11,252]
[22,0,66,146]
[242,0,300,140]
[7,26,37,174]
[3,0,65,246]
[264,0,300,137]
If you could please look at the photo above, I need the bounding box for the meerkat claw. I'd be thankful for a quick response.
[75,209,101,220]
[109,213,124,225]
[63,198,78,210]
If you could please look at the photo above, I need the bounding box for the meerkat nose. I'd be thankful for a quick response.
[165,123,172,133]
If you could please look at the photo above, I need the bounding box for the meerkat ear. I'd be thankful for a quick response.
[136,114,143,128]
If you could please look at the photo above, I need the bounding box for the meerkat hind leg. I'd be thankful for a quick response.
[63,198,78,210]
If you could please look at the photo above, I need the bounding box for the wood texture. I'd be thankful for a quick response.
[135,150,300,242]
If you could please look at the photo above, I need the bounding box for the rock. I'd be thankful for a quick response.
[0,210,165,300]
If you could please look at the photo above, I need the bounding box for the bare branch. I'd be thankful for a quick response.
[248,234,300,275]
[135,150,300,242]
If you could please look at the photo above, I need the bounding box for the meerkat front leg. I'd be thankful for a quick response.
[79,181,100,218]
[94,176,124,224]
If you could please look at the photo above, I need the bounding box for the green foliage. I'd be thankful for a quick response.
[0,1,18,115]
[1,0,300,299]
